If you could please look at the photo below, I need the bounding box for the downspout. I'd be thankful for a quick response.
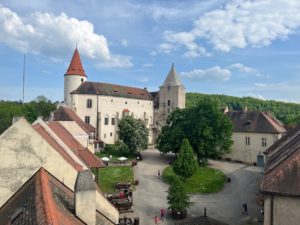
[96,95,99,140]
[271,195,274,225]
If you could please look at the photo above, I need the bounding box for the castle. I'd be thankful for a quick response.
[64,48,185,145]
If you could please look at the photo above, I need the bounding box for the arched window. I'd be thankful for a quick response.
[104,115,109,125]
[87,99,92,108]
[111,115,116,125]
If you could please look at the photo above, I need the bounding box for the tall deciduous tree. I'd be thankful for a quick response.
[157,99,233,164]
[118,115,149,152]
[173,139,197,181]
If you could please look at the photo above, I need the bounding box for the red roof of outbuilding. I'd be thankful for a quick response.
[65,48,87,77]
[47,121,105,168]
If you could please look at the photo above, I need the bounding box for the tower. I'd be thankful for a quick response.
[158,63,185,122]
[64,48,87,107]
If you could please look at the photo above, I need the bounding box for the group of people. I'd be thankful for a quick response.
[154,208,166,224]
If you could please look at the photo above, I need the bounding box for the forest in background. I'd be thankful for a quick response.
[0,96,56,134]
[186,93,300,126]
[1,93,300,135]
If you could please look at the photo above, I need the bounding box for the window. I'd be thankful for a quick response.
[167,100,171,107]
[111,116,115,125]
[104,133,106,139]
[104,115,109,125]
[262,138,267,147]
[81,78,84,82]
[245,137,250,146]
[89,132,95,139]
[110,132,113,137]
[167,108,170,113]
[111,99,113,103]
[87,99,92,108]
[85,116,90,124]
[125,101,127,104]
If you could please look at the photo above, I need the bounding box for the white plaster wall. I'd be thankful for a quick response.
[64,75,87,107]
[0,118,120,223]
[0,118,78,206]
[264,195,300,225]
[72,94,154,144]
[226,132,279,164]
[158,85,185,124]
[59,121,90,150]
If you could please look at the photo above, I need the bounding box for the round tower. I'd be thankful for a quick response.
[64,48,87,107]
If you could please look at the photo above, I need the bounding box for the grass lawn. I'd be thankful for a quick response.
[97,166,134,193]
[162,165,226,194]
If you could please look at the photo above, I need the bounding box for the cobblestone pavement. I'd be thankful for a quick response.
[123,149,263,225]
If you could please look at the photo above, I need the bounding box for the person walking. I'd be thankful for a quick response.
[160,208,165,219]
[154,216,160,224]
[157,170,161,179]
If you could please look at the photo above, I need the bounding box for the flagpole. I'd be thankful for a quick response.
[22,54,25,103]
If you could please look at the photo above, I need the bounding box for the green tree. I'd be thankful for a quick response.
[158,99,233,165]
[118,115,149,152]
[173,139,197,181]
[157,109,186,154]
[22,104,38,123]
[167,179,191,213]
[185,99,233,164]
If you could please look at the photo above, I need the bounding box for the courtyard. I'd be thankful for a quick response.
[128,149,263,225]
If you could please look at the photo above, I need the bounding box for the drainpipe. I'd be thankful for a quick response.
[96,96,99,140]
[271,195,274,225]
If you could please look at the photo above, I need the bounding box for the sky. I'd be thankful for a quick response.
[1,0,300,103]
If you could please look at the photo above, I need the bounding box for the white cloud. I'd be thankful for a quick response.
[0,5,132,68]
[142,63,153,68]
[181,66,231,82]
[137,77,149,83]
[96,54,133,69]
[162,0,300,54]
[246,92,265,100]
[254,83,267,88]
[228,63,256,73]
[121,39,128,47]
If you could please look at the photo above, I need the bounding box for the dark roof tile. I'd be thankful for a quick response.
[71,81,153,101]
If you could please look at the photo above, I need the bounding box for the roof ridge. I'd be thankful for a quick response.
[39,168,58,225]
[261,111,285,133]
[85,81,151,92]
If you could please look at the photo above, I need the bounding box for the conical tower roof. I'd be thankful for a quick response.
[162,63,182,86]
[65,48,86,77]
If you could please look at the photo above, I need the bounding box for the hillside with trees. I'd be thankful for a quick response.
[186,93,300,126]
[0,96,56,134]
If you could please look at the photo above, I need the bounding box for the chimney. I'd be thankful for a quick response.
[12,116,20,124]
[223,106,229,114]
[75,170,96,225]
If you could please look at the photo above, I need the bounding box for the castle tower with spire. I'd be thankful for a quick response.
[64,48,87,107]
[152,64,185,142]
[158,63,185,117]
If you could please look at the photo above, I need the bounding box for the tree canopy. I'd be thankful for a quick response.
[0,95,56,134]
[158,99,233,164]
[167,179,191,212]
[187,92,300,126]
[117,115,149,152]
[173,139,197,181]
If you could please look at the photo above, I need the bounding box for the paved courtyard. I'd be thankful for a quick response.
[127,149,263,225]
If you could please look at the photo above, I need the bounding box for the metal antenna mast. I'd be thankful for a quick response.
[22,54,26,103]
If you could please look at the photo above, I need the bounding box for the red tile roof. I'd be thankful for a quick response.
[48,121,105,168]
[0,168,85,224]
[53,106,96,134]
[65,48,86,77]
[260,126,300,196]
[33,124,83,172]
[71,81,153,101]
